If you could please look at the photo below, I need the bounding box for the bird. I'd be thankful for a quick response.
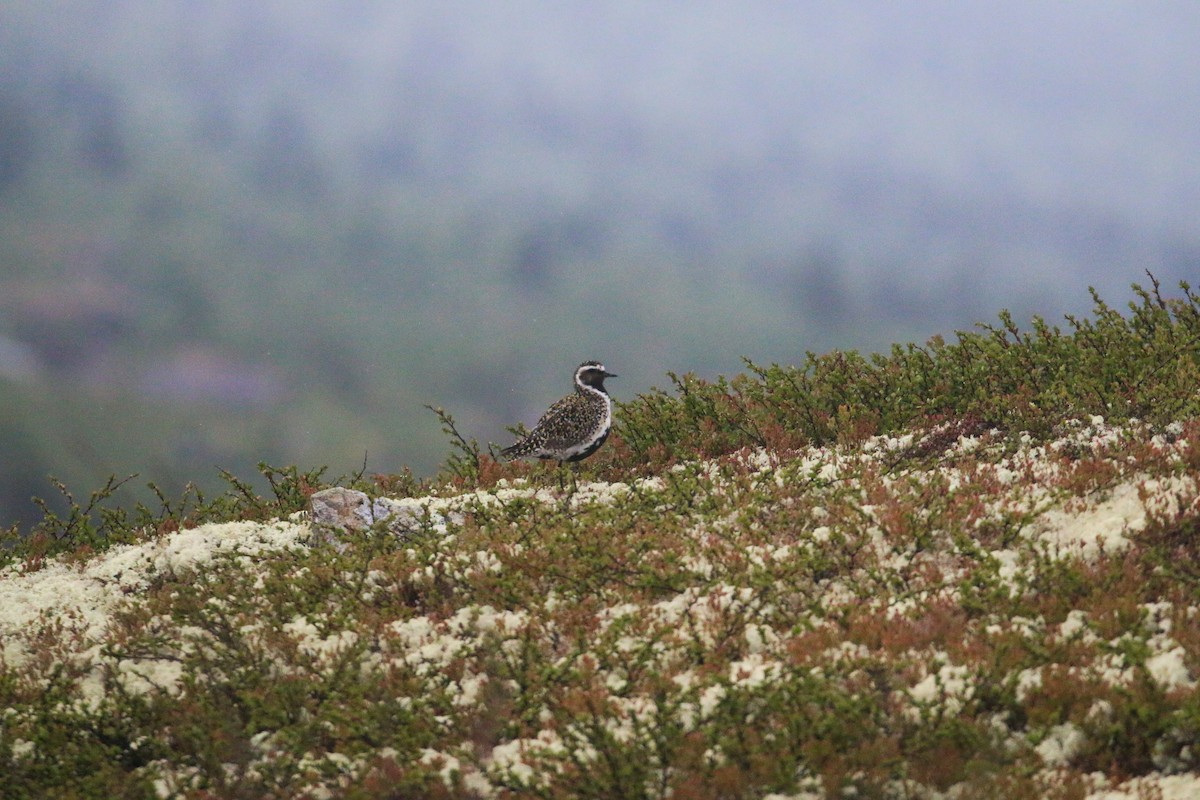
[500,361,618,463]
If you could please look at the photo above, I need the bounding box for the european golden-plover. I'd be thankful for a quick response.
[501,361,617,463]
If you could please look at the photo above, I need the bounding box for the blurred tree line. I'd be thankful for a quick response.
[2,2,1197,527]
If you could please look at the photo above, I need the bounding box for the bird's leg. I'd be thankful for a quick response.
[553,461,579,495]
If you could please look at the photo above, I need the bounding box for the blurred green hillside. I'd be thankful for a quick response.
[2,2,1197,527]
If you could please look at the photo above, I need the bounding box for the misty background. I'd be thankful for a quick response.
[2,1,1198,528]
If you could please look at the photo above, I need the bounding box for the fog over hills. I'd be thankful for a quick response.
[1,2,1198,526]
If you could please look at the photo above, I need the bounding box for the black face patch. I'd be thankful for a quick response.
[578,367,610,389]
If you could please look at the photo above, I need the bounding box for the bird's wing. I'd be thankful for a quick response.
[530,396,586,450]
[532,395,574,429]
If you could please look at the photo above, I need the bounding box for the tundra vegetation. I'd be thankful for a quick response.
[1,278,1199,799]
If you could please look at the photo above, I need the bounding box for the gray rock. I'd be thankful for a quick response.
[307,487,449,546]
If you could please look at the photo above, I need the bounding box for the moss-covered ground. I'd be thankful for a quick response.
[2,278,1199,799]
